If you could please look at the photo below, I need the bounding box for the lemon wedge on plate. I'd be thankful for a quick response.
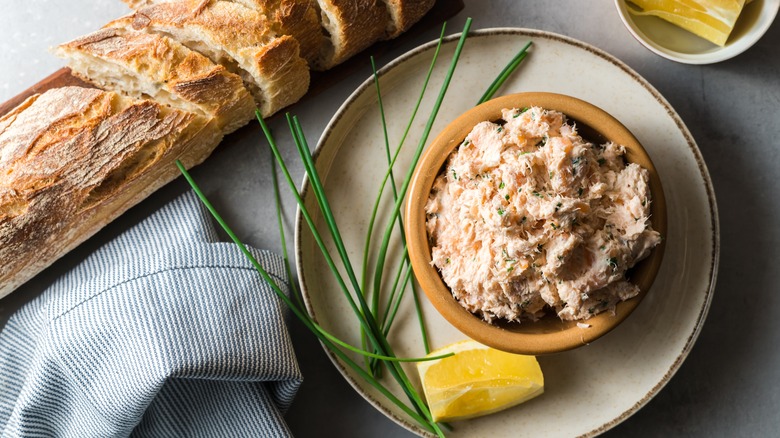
[417,340,544,422]
[627,0,747,46]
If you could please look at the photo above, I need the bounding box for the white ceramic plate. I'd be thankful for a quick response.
[615,0,780,64]
[296,29,719,437]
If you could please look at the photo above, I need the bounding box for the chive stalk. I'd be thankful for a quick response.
[178,161,448,435]
[477,41,533,105]
[379,245,410,328]
[383,262,415,335]
[178,160,449,365]
[177,18,535,436]
[370,18,473,343]
[267,113,441,431]
[361,24,446,298]
[359,24,448,363]
[372,24,531,350]
[270,155,305,311]
[271,157,449,363]
[367,55,432,370]
[287,115,429,399]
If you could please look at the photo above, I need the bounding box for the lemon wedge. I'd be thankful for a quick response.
[628,0,747,46]
[417,340,544,422]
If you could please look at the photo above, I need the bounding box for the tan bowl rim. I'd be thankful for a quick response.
[405,92,667,355]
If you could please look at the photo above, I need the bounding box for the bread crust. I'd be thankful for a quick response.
[3,0,437,298]
[214,0,325,66]
[380,0,435,38]
[118,0,434,70]
[268,0,324,65]
[57,24,254,134]
[314,0,389,69]
[131,0,310,116]
[0,86,222,298]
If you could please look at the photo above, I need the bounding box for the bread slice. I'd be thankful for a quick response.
[119,0,434,71]
[124,0,325,67]
[231,0,325,67]
[0,86,223,298]
[313,0,389,69]
[379,0,435,38]
[223,0,434,67]
[129,0,310,116]
[56,24,254,135]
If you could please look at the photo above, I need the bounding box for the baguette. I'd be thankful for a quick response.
[129,0,310,116]
[1,0,439,298]
[379,0,436,38]
[0,86,222,299]
[118,0,435,70]
[236,0,324,67]
[313,0,389,69]
[56,23,255,134]
[124,0,325,67]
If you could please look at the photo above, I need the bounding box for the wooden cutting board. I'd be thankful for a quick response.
[0,0,464,118]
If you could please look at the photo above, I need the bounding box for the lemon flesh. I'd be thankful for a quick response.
[417,340,544,422]
[628,0,747,46]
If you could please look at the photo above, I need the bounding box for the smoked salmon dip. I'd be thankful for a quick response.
[425,107,662,323]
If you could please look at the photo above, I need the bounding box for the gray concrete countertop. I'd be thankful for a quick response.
[2,1,779,436]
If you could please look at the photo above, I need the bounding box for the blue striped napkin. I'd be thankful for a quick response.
[0,192,302,437]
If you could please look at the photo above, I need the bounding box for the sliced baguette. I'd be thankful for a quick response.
[0,86,223,299]
[313,0,389,69]
[231,0,325,67]
[119,0,434,70]
[56,24,254,134]
[227,0,417,69]
[129,0,310,116]
[124,0,325,67]
[379,0,435,38]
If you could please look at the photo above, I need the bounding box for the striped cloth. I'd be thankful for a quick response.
[0,192,302,437]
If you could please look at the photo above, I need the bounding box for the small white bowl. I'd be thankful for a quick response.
[615,0,779,64]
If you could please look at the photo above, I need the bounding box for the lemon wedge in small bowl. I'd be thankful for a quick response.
[627,0,748,46]
[417,340,544,422]
[615,0,779,64]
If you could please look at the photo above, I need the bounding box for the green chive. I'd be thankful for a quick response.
[178,164,450,367]
[178,17,542,436]
[260,112,437,431]
[476,40,533,105]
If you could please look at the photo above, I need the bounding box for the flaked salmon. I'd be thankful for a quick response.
[425,107,661,323]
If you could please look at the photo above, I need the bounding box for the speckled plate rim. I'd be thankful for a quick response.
[295,28,720,437]
[614,0,780,64]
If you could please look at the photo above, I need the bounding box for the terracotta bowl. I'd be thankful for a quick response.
[405,92,667,355]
